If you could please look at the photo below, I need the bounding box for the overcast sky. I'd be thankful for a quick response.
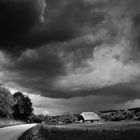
[1,0,140,115]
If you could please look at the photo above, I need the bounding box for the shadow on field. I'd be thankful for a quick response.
[18,122,140,140]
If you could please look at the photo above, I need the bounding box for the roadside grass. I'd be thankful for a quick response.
[18,121,140,140]
[0,119,25,128]
[18,124,43,140]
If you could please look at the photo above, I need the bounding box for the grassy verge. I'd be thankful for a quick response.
[18,124,43,140]
[0,119,25,128]
[18,121,140,140]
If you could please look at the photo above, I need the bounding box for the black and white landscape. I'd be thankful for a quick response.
[1,0,140,140]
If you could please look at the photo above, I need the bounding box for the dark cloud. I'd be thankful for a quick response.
[1,0,140,55]
[0,0,106,55]
[44,83,140,99]
[3,47,65,93]
[0,0,46,53]
[132,13,140,51]
[15,78,140,100]
[27,0,105,45]
[107,0,140,53]
[1,0,140,102]
[15,49,64,77]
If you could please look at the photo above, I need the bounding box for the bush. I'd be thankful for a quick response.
[29,115,43,123]
[136,112,140,118]
[122,110,135,120]
[100,113,112,121]
[100,109,136,121]
[44,113,77,124]
[61,112,76,123]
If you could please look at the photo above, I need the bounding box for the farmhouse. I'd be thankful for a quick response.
[78,112,101,123]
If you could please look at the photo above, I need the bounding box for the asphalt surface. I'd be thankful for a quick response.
[0,123,36,140]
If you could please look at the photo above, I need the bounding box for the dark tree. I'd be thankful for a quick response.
[13,92,34,121]
[0,85,13,118]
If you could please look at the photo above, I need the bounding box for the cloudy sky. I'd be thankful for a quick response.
[1,0,140,115]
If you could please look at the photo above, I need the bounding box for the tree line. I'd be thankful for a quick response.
[1,84,140,123]
[0,85,33,121]
[98,109,140,121]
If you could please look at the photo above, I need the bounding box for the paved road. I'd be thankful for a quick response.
[0,124,36,140]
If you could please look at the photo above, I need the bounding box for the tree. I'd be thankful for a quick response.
[0,85,13,118]
[122,109,135,120]
[29,114,44,123]
[13,92,33,121]
[61,112,76,123]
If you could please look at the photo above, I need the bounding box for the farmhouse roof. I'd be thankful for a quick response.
[80,112,101,121]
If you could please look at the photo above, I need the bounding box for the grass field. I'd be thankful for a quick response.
[18,121,140,140]
[0,119,24,128]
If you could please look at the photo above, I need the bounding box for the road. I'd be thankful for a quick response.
[0,123,36,140]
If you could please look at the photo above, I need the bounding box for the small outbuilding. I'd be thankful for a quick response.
[78,112,101,123]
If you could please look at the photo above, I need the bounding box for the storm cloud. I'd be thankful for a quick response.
[1,0,140,113]
[0,0,46,53]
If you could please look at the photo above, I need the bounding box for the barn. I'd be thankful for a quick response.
[78,112,101,123]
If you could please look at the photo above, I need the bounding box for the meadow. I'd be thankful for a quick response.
[18,121,140,140]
